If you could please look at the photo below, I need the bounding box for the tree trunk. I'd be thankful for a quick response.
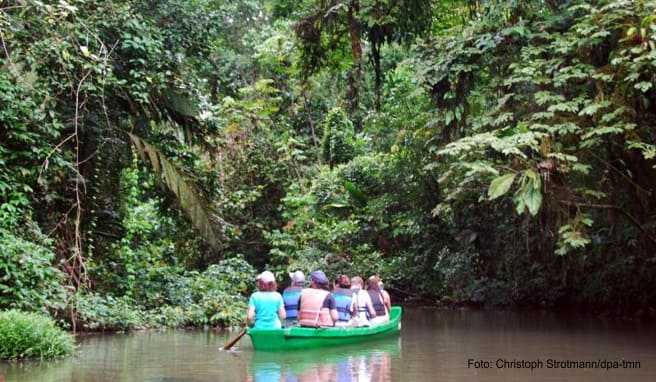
[371,38,382,110]
[347,0,363,128]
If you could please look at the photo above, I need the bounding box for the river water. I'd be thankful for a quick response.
[2,307,656,381]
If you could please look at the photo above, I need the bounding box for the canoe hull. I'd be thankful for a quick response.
[247,306,402,351]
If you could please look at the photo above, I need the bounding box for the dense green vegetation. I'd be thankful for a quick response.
[0,310,74,359]
[1,0,655,341]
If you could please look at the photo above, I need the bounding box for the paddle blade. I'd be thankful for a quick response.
[222,329,247,351]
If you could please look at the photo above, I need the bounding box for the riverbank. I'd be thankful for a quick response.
[61,298,656,337]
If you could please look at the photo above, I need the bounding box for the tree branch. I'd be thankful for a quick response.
[558,200,656,245]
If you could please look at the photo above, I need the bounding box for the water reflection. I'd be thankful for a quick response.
[247,338,400,382]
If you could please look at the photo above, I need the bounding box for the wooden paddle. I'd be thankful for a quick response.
[222,328,247,351]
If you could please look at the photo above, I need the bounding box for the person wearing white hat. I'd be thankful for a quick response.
[247,271,286,329]
[282,271,305,327]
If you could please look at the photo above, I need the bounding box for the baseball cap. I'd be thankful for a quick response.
[310,270,328,285]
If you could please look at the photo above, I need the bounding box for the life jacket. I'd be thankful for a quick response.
[368,289,387,317]
[351,288,371,323]
[282,286,303,319]
[332,288,353,322]
[298,288,333,327]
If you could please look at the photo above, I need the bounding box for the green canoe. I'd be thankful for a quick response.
[247,306,402,351]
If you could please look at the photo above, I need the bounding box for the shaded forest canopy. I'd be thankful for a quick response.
[0,0,655,329]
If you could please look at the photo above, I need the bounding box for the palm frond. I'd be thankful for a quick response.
[127,132,222,248]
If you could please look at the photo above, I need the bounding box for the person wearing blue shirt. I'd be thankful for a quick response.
[332,275,354,327]
[247,271,286,329]
[282,270,305,327]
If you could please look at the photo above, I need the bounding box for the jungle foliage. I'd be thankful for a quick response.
[0,0,655,337]
[0,310,74,359]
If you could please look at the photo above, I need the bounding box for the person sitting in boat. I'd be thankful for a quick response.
[247,271,286,329]
[298,270,338,327]
[350,276,376,327]
[282,270,305,327]
[366,276,390,325]
[378,279,392,313]
[332,275,354,327]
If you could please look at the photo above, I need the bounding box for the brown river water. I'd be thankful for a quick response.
[2,307,656,381]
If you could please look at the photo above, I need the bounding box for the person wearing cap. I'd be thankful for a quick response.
[282,270,305,327]
[298,270,338,327]
[247,271,286,329]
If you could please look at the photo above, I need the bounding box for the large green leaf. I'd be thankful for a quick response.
[344,180,367,205]
[512,170,542,216]
[525,186,542,216]
[524,170,542,216]
[488,173,517,200]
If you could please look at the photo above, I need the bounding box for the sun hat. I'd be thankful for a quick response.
[289,270,305,284]
[257,271,275,283]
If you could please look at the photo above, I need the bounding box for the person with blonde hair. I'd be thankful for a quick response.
[350,276,376,327]
[378,278,392,313]
[366,276,389,325]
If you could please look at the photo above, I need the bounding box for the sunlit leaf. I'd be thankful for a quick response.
[488,173,517,200]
